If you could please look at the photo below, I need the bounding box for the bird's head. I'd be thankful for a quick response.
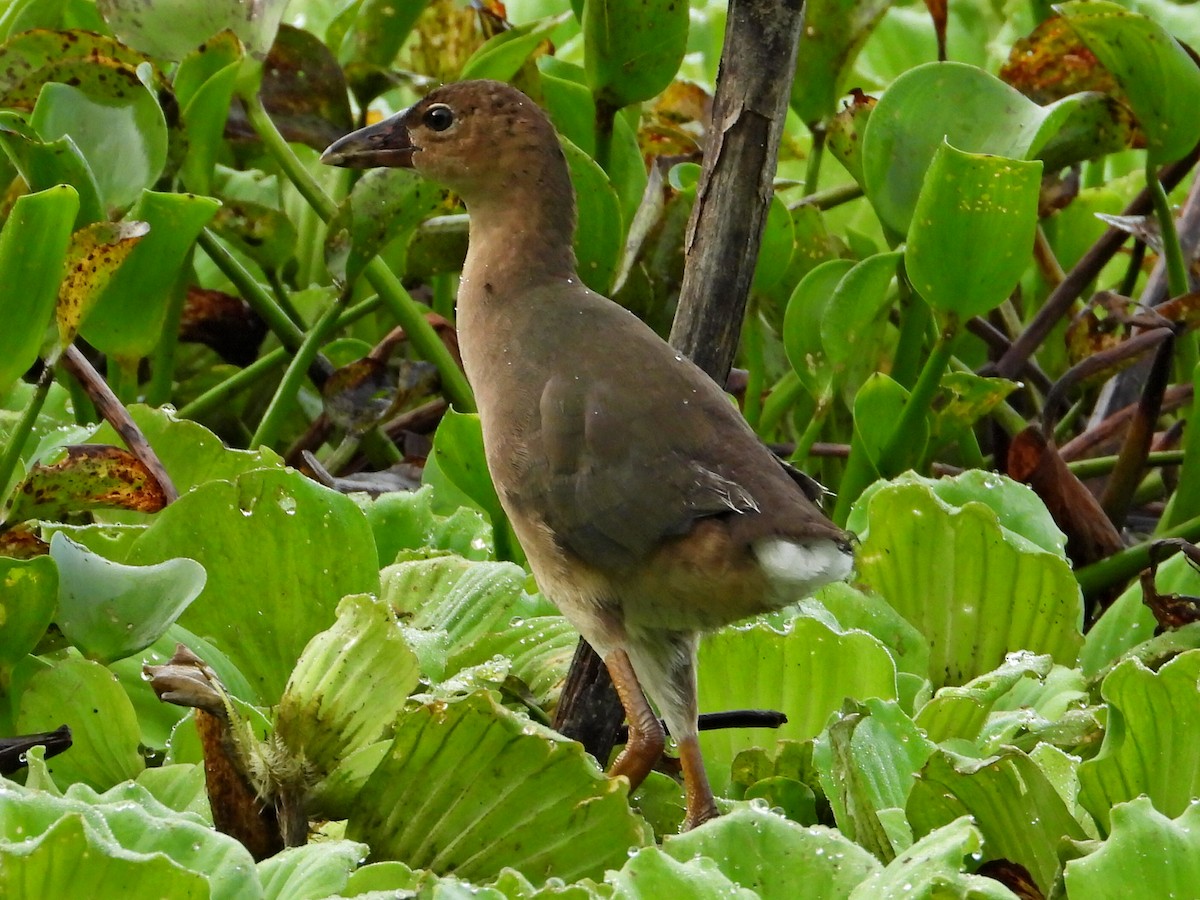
[321,80,565,204]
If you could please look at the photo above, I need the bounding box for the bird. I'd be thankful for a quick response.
[322,80,854,830]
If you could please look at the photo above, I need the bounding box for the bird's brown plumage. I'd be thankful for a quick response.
[323,79,854,829]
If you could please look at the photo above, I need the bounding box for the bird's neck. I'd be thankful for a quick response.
[459,165,578,300]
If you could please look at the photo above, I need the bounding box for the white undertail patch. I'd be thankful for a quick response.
[753,537,854,596]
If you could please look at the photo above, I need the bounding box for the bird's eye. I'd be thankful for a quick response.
[423,104,454,132]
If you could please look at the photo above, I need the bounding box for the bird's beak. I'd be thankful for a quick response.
[320,111,416,169]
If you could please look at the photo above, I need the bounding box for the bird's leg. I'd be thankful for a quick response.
[677,734,718,829]
[603,649,665,791]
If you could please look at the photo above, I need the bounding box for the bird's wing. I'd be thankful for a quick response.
[519,366,760,573]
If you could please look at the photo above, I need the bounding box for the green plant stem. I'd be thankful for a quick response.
[0,365,53,495]
[198,229,307,353]
[594,99,617,173]
[241,90,474,411]
[177,296,383,421]
[790,390,831,463]
[880,320,959,470]
[1146,157,1189,298]
[1069,449,1184,480]
[742,306,764,430]
[250,296,346,450]
[109,357,139,406]
[891,280,928,389]
[804,124,825,194]
[1158,360,1200,531]
[146,268,188,407]
[787,182,863,212]
[757,370,804,437]
[1076,510,1200,597]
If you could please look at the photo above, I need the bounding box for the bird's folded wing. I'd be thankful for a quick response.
[522,370,759,572]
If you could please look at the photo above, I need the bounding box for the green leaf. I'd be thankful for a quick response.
[610,848,757,899]
[31,78,167,215]
[460,12,569,82]
[1064,798,1200,898]
[906,142,1042,319]
[379,554,539,680]
[815,699,936,859]
[862,61,1076,234]
[81,191,221,360]
[790,0,892,126]
[583,0,689,109]
[97,0,287,61]
[662,806,881,898]
[427,408,521,564]
[697,618,898,795]
[0,555,58,675]
[275,593,420,781]
[448,615,576,709]
[0,111,104,226]
[914,652,1054,746]
[325,167,443,288]
[907,748,1090,895]
[851,373,924,475]
[849,816,1020,900]
[55,219,149,352]
[347,692,649,885]
[1078,650,1200,832]
[562,134,623,294]
[1058,0,1200,164]
[356,484,494,567]
[257,840,368,900]
[16,656,144,790]
[51,532,205,664]
[4,445,166,526]
[852,473,1083,688]
[127,468,379,705]
[0,184,77,394]
[783,258,853,397]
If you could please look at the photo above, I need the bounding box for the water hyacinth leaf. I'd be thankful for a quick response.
[127,468,379,705]
[0,814,210,899]
[697,618,898,795]
[50,532,205,664]
[906,143,1042,319]
[97,0,287,61]
[1064,797,1200,898]
[55,219,149,351]
[347,692,649,885]
[664,806,881,897]
[355,485,493,567]
[851,373,924,475]
[4,445,167,526]
[460,12,567,82]
[862,61,1075,234]
[826,90,875,189]
[611,848,757,899]
[908,748,1089,895]
[31,77,167,216]
[175,35,243,194]
[428,408,522,564]
[562,135,622,294]
[750,193,794,294]
[583,0,689,109]
[1078,650,1200,832]
[783,258,854,396]
[0,184,77,394]
[325,167,443,287]
[0,112,104,226]
[0,556,57,673]
[821,251,900,370]
[929,372,1020,450]
[852,473,1082,688]
[81,191,221,360]
[848,816,1019,900]
[16,656,144,790]
[790,0,891,126]
[258,24,353,150]
[209,198,298,273]
[275,594,420,778]
[0,29,152,106]
[89,405,283,500]
[1059,0,1200,165]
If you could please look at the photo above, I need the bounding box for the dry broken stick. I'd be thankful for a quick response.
[145,644,284,860]
[1141,539,1200,633]
[61,345,178,504]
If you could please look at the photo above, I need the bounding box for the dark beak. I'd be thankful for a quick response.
[320,111,416,168]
